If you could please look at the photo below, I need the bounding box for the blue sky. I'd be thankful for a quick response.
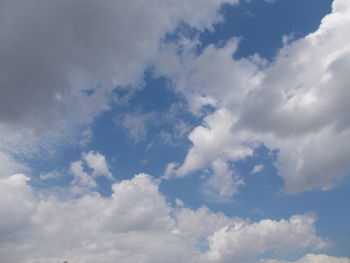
[0,0,350,262]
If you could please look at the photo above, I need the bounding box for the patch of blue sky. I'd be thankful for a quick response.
[89,72,197,180]
[200,0,333,60]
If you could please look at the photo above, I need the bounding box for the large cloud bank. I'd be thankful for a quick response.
[0,172,340,263]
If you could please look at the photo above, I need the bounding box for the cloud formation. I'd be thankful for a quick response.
[0,1,349,262]
[82,151,113,179]
[202,215,328,263]
[158,0,350,193]
[70,151,113,193]
[0,173,332,263]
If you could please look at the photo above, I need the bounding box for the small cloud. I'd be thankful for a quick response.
[116,111,156,143]
[79,128,93,147]
[40,171,61,180]
[82,151,113,179]
[175,198,184,207]
[69,151,114,194]
[70,160,97,190]
[161,162,179,180]
[251,164,264,174]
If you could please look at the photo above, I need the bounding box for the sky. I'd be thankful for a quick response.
[0,0,350,262]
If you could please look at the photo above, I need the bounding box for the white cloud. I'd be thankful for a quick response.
[239,0,350,192]
[261,254,350,263]
[82,150,113,179]
[0,173,227,262]
[69,151,113,193]
[176,108,254,177]
[201,214,328,263]
[39,170,61,180]
[0,173,331,263]
[155,40,260,115]
[70,160,97,190]
[159,0,350,193]
[163,162,179,180]
[263,127,350,193]
[252,164,264,174]
[169,108,252,199]
[175,198,184,207]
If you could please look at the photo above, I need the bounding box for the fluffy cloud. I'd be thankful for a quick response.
[261,254,350,263]
[251,164,264,174]
[70,160,97,190]
[159,0,350,193]
[201,214,328,263]
[176,108,254,177]
[70,151,113,193]
[170,108,253,201]
[155,39,261,115]
[0,173,330,263]
[82,151,112,179]
[237,0,350,192]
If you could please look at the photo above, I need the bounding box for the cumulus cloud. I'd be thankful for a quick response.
[167,108,253,199]
[201,214,328,263]
[155,39,261,115]
[159,0,350,193]
[176,108,254,177]
[82,151,113,179]
[70,160,97,191]
[237,0,350,192]
[69,151,113,193]
[0,173,329,263]
[252,164,264,174]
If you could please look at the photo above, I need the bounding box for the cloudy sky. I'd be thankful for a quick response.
[1,0,350,262]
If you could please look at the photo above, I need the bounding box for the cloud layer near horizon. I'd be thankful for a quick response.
[0,172,334,263]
